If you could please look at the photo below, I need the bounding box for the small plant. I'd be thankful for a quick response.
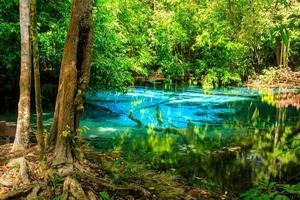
[76,126,90,136]
[11,162,20,169]
[62,129,71,137]
[202,70,219,90]
[50,174,64,189]
[99,191,111,200]
[51,194,67,200]
[241,181,300,200]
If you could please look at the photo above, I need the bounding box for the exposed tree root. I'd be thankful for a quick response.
[0,157,31,187]
[27,185,42,199]
[0,145,37,165]
[0,184,36,200]
[63,176,89,200]
[74,171,151,197]
[0,144,214,199]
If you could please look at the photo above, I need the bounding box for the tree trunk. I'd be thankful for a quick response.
[285,40,290,68]
[276,37,281,66]
[51,0,93,165]
[280,42,283,67]
[12,0,32,152]
[283,43,286,68]
[30,0,46,165]
[276,39,289,68]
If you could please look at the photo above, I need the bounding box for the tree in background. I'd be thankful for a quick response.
[12,0,31,152]
[30,0,46,166]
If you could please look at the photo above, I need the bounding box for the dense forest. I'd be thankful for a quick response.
[0,0,300,199]
[1,0,300,92]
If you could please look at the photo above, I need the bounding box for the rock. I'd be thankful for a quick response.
[0,121,16,137]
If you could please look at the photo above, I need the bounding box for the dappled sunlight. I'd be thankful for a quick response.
[96,127,117,132]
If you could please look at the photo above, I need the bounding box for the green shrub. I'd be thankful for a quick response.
[241,181,300,200]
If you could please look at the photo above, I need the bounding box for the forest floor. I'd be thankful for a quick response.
[245,67,300,109]
[0,143,216,200]
[246,67,300,88]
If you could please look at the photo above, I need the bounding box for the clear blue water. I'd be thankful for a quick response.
[79,86,300,195]
[81,86,299,139]
[84,86,251,128]
[1,86,299,195]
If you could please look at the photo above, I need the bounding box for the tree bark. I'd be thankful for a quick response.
[276,37,281,66]
[51,0,93,165]
[276,39,289,68]
[286,40,290,68]
[280,42,283,67]
[12,0,32,152]
[30,0,46,165]
[283,43,286,68]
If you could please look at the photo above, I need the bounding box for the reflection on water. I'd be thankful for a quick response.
[82,86,300,196]
[0,86,299,196]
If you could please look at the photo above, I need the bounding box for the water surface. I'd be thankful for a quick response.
[1,86,299,196]
[81,86,300,195]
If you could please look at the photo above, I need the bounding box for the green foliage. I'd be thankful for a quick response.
[258,67,281,84]
[51,194,67,200]
[241,181,300,200]
[0,0,19,69]
[99,191,111,200]
[37,0,70,76]
[76,126,90,136]
[1,0,300,91]
[50,174,64,189]
[62,129,71,138]
[202,70,219,90]
[11,162,20,169]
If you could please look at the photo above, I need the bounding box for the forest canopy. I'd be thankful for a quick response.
[1,0,300,90]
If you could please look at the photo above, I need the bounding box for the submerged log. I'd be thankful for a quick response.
[128,112,143,127]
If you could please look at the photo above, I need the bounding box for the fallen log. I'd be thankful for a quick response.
[128,112,143,127]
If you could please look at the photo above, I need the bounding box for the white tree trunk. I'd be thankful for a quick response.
[12,0,32,151]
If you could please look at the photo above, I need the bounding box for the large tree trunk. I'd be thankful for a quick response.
[51,0,93,165]
[30,0,46,165]
[12,0,32,152]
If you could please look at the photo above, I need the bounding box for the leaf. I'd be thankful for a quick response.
[274,194,289,200]
[287,14,300,20]
[268,182,277,189]
[99,191,111,200]
[260,194,271,200]
[280,28,289,46]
